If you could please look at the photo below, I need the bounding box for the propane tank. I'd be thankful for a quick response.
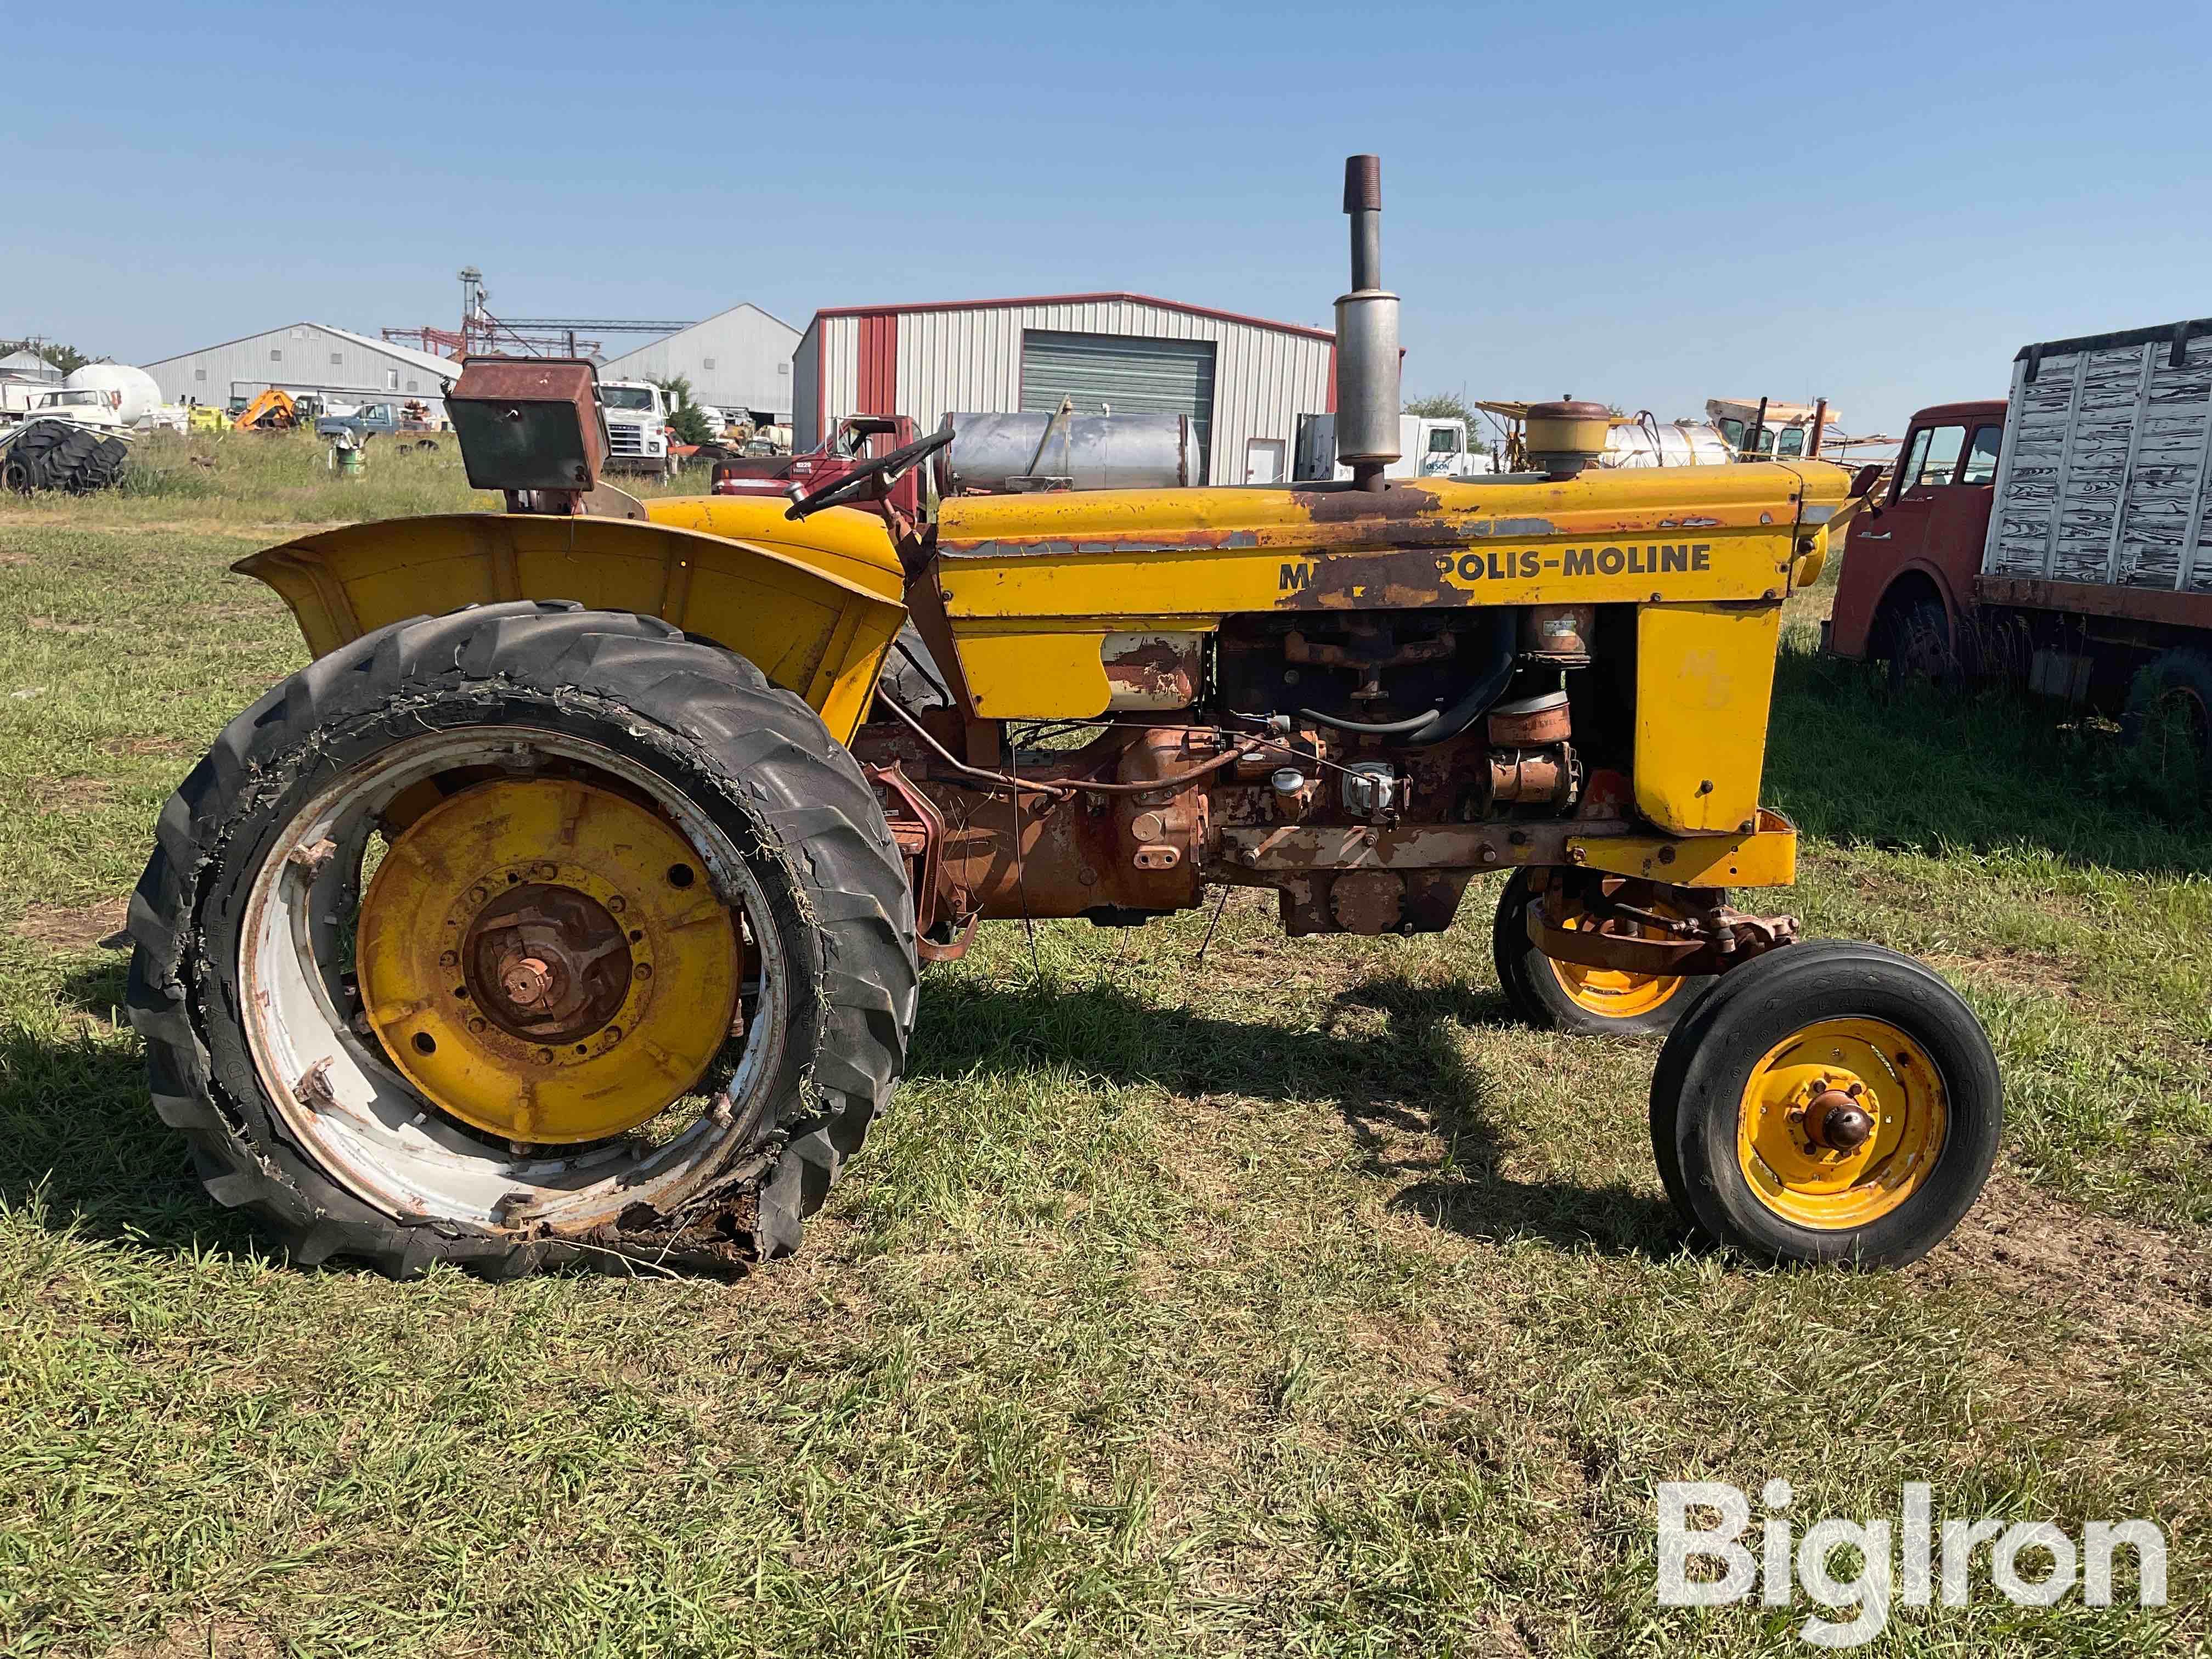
[1333,154,1401,490]
[63,363,160,427]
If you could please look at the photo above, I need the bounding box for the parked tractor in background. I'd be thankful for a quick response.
[1828,317,2212,787]
[126,159,2002,1285]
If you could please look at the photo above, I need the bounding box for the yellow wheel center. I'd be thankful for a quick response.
[1736,1018,1948,1230]
[356,776,740,1144]
[1545,895,1686,1019]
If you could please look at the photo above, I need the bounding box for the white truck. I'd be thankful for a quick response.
[1292,411,1496,483]
[597,380,674,478]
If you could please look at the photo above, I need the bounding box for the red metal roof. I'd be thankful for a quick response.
[808,291,1335,343]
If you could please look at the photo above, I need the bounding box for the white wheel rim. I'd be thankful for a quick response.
[237,727,791,1233]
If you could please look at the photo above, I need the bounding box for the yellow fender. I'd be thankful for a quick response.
[236,510,907,744]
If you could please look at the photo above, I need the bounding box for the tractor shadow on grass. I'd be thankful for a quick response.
[0,956,269,1263]
[909,972,1681,1260]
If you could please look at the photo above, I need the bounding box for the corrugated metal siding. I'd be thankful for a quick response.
[792,324,822,449]
[600,304,798,420]
[1019,331,1217,479]
[143,324,453,416]
[1984,332,2212,591]
[868,297,1331,482]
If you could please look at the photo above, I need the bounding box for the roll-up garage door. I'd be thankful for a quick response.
[1020,330,1217,482]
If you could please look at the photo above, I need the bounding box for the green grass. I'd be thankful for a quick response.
[1,493,2208,1656]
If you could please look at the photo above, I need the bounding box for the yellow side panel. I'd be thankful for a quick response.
[956,631,1114,718]
[235,513,905,745]
[1634,602,1781,834]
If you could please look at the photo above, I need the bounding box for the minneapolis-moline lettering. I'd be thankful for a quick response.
[1559,544,1711,578]
[1278,561,1313,592]
[1454,549,1541,582]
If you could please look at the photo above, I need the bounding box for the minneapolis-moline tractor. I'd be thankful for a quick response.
[126,160,2000,1278]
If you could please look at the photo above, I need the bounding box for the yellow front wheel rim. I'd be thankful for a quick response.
[356,776,740,1144]
[1543,889,1688,1019]
[1548,956,1685,1019]
[1736,1017,1948,1229]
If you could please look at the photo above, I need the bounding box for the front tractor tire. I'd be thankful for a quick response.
[1491,867,1711,1038]
[1649,941,2001,1268]
[127,601,919,1278]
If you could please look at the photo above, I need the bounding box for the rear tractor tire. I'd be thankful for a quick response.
[127,601,919,1278]
[1491,867,1711,1038]
[1649,941,2000,1268]
[3,420,71,492]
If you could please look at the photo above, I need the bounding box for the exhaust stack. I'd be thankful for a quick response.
[1334,154,1401,492]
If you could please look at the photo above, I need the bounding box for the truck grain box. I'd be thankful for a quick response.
[1829,317,2212,752]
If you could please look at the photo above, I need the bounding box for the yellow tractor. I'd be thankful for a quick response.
[126,160,1999,1278]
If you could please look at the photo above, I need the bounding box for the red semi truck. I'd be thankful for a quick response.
[1829,317,2212,763]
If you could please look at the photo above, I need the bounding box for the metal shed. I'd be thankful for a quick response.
[599,302,799,424]
[793,293,1338,486]
[143,323,461,418]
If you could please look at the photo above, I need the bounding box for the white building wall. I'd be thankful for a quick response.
[816,298,1333,482]
[144,324,458,418]
[599,303,798,420]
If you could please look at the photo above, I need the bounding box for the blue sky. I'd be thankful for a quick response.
[7,1,2207,436]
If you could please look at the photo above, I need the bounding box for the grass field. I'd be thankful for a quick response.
[2,437,2208,1656]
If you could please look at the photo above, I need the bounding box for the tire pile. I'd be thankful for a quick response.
[1,420,131,494]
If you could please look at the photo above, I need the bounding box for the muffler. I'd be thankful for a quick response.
[1334,155,1402,492]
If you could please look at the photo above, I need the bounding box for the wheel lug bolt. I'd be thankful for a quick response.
[607,896,626,913]
[633,963,652,981]
[468,1017,486,1034]
[438,950,458,967]
[536,1048,554,1063]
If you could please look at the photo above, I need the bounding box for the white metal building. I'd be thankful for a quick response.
[599,303,799,422]
[143,324,461,416]
[793,292,1338,485]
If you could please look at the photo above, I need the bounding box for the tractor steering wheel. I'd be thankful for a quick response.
[786,427,954,520]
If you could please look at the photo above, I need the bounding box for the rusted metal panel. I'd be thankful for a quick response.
[1101,630,1203,709]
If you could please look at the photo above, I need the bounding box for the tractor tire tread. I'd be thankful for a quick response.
[128,602,917,1279]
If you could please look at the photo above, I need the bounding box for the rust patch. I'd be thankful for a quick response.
[1291,482,1443,523]
[16,895,131,952]
[1102,631,1202,709]
[1278,545,1464,611]
[1327,871,1404,934]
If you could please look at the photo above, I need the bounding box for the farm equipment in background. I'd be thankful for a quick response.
[127,157,2002,1284]
[232,388,308,432]
[1828,316,2212,789]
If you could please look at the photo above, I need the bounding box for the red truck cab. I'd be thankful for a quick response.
[1826,399,2006,664]
[709,414,922,520]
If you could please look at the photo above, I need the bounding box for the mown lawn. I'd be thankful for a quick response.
[2,448,2207,1656]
